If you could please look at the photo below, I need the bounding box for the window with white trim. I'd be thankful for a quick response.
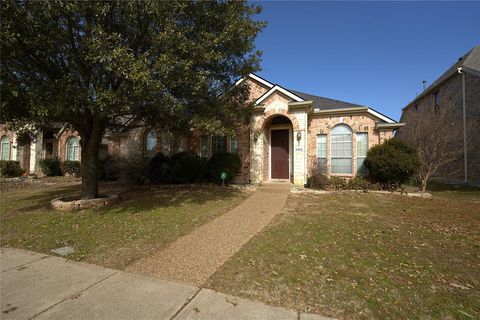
[230,136,238,154]
[144,129,157,160]
[211,135,227,155]
[356,133,368,175]
[1,136,10,160]
[66,137,80,161]
[316,134,327,174]
[331,124,352,174]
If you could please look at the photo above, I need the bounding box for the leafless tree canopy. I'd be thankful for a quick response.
[400,108,470,192]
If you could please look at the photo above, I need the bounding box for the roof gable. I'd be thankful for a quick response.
[236,73,397,123]
[254,85,305,105]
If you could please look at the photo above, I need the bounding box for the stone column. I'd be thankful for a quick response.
[292,111,307,185]
[250,115,264,183]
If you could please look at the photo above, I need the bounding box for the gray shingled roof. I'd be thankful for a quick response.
[288,89,367,110]
[404,45,480,109]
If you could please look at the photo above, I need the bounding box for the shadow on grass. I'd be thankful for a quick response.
[3,182,245,216]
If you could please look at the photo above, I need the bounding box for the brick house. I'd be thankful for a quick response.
[1,73,403,184]
[397,46,480,185]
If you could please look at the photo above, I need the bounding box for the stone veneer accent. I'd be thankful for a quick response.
[50,194,119,211]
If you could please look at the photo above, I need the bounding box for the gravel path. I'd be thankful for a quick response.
[126,183,290,286]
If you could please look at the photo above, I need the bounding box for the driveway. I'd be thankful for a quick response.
[0,247,333,320]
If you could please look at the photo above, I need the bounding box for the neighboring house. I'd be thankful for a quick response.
[0,74,403,184]
[397,46,480,185]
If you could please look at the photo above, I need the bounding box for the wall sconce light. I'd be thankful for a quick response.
[296,131,302,142]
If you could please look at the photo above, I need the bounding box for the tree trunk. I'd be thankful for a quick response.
[79,121,104,199]
[421,180,427,194]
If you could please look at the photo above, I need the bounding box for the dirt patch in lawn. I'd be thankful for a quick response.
[206,187,480,320]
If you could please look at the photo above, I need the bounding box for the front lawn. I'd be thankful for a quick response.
[0,179,250,269]
[206,186,480,319]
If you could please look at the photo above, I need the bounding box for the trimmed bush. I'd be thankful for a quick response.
[62,161,81,176]
[99,156,121,181]
[170,152,207,183]
[149,153,173,184]
[117,157,149,185]
[39,158,63,176]
[364,138,418,187]
[207,152,241,184]
[0,160,23,177]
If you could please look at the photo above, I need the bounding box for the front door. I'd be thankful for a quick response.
[271,129,289,179]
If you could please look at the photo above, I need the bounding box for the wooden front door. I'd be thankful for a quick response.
[271,129,289,179]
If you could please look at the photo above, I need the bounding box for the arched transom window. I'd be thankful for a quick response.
[331,124,352,174]
[1,135,10,160]
[144,129,157,160]
[66,137,80,161]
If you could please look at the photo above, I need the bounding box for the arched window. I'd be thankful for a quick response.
[1,136,10,160]
[66,137,79,161]
[144,129,157,160]
[331,124,352,174]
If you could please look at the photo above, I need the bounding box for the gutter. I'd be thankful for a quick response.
[375,122,405,130]
[312,106,368,116]
[458,67,468,183]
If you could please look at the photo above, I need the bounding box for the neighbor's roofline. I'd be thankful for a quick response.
[402,71,459,111]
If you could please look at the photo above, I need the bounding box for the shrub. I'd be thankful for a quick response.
[99,156,121,181]
[364,138,419,187]
[208,152,242,184]
[149,153,173,184]
[61,161,81,176]
[117,157,149,185]
[0,160,23,177]
[169,151,207,183]
[306,159,329,189]
[328,176,348,190]
[39,158,63,176]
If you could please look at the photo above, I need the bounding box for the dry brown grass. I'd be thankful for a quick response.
[206,186,480,319]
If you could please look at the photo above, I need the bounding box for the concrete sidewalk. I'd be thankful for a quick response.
[1,248,333,320]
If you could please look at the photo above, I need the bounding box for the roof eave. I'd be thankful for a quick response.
[375,122,405,130]
[288,100,313,112]
[312,107,396,124]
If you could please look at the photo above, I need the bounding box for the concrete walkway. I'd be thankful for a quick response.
[126,183,291,286]
[0,248,334,320]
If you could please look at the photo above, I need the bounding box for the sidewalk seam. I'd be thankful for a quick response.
[169,287,202,320]
[28,270,119,320]
[1,255,49,273]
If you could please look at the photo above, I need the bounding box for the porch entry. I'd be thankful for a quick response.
[270,129,290,179]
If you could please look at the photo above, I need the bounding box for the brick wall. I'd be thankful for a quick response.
[307,114,394,178]
[398,72,480,184]
[57,130,81,161]
[0,125,16,161]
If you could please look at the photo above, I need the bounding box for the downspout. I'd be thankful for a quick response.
[458,67,468,183]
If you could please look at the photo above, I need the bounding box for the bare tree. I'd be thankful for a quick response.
[400,108,470,193]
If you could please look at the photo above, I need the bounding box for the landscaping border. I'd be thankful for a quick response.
[50,194,119,211]
[291,187,432,198]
